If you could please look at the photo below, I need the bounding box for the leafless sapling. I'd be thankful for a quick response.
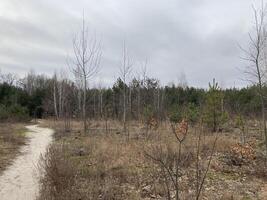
[70,14,102,134]
[119,41,133,135]
[241,3,267,155]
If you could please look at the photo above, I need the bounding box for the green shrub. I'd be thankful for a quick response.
[8,104,29,121]
[169,103,199,125]
[143,105,154,122]
[0,104,30,122]
[184,103,199,125]
[0,104,9,121]
[169,105,183,123]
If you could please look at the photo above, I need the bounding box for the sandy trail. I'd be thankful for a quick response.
[0,125,53,200]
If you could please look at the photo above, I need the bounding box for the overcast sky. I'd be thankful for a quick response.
[0,0,262,88]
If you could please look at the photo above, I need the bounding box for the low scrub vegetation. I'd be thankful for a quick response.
[38,119,267,200]
[0,104,30,122]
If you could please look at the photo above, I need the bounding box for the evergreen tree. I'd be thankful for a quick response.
[203,79,228,132]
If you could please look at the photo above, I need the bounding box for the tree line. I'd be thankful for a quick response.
[0,70,262,126]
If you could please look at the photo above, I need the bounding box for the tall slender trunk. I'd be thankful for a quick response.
[93,93,96,118]
[78,89,82,118]
[129,86,132,120]
[83,77,87,133]
[99,91,103,118]
[260,88,267,154]
[213,103,216,132]
[123,85,126,133]
[157,88,160,120]
[137,86,141,121]
[256,55,267,156]
[53,79,58,120]
[161,90,165,121]
[59,81,62,118]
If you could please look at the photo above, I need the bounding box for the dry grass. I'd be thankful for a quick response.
[38,119,266,200]
[0,123,28,173]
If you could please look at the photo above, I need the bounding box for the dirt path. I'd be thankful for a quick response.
[0,125,54,200]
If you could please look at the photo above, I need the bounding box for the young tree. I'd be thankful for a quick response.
[235,114,247,144]
[119,41,132,134]
[203,79,228,132]
[71,14,102,133]
[146,120,217,200]
[0,72,17,86]
[242,3,267,154]
[58,70,68,118]
[20,69,36,95]
[177,70,188,89]
[133,60,148,122]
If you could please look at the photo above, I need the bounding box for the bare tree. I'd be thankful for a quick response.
[119,41,133,134]
[177,70,188,89]
[62,78,73,133]
[0,72,17,86]
[146,120,217,200]
[20,69,35,95]
[241,3,267,155]
[71,14,102,133]
[195,125,218,200]
[145,120,189,200]
[136,72,142,122]
[135,60,147,122]
[58,70,69,119]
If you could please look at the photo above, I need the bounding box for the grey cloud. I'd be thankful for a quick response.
[0,0,259,87]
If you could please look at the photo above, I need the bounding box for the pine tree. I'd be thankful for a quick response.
[203,79,228,132]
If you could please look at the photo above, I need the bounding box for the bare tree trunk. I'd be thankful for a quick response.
[99,90,103,118]
[53,74,58,120]
[259,80,267,154]
[157,87,160,120]
[137,86,141,121]
[59,81,63,118]
[83,76,87,133]
[78,89,82,118]
[119,41,132,134]
[129,85,132,120]
[161,89,165,121]
[100,92,103,118]
[123,84,126,132]
[93,92,96,118]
